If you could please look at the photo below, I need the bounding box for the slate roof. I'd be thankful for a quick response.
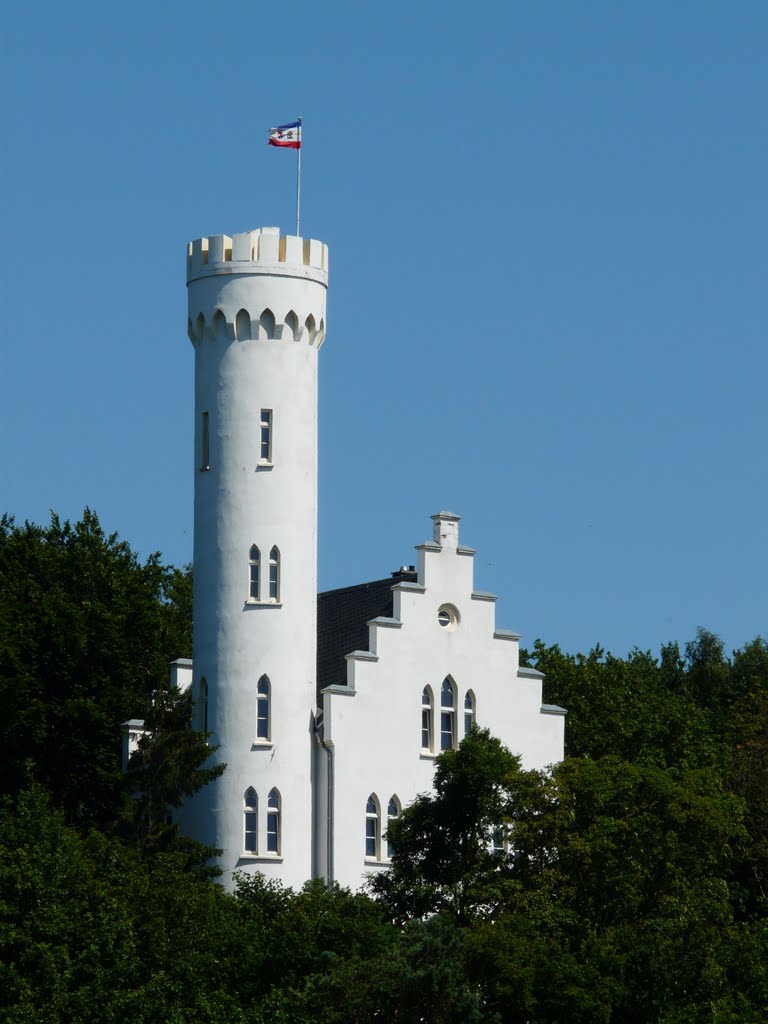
[316,570,417,700]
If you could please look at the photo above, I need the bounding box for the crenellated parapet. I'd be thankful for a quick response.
[186,226,328,349]
[187,226,328,284]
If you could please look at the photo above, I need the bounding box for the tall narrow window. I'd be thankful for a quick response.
[386,796,400,860]
[268,547,280,602]
[440,678,456,751]
[200,677,209,733]
[492,827,505,854]
[267,788,281,854]
[244,788,258,853]
[256,675,270,740]
[260,409,272,463]
[421,687,433,751]
[464,691,475,737]
[365,794,380,859]
[249,545,261,601]
[201,411,210,470]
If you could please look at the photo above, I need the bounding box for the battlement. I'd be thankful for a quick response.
[187,227,328,285]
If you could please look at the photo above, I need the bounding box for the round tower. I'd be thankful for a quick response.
[183,227,328,888]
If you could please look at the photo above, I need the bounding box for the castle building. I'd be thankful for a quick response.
[174,225,565,891]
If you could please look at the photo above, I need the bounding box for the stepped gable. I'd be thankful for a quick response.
[317,570,417,699]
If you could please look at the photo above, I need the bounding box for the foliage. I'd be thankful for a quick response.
[1,508,767,1021]
[0,510,193,827]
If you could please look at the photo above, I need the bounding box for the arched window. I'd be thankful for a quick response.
[440,677,456,751]
[464,690,476,737]
[365,794,380,860]
[268,547,280,602]
[386,796,400,860]
[267,788,281,854]
[421,686,433,752]
[256,675,270,740]
[249,545,261,600]
[244,787,258,853]
[200,677,209,733]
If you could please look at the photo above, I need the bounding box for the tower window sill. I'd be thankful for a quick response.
[244,599,283,609]
[256,460,273,470]
[251,740,273,750]
[238,853,283,864]
[420,752,438,761]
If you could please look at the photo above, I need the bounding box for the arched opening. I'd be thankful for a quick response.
[440,677,457,751]
[365,794,381,860]
[249,545,261,601]
[267,788,281,854]
[284,309,298,341]
[235,308,252,341]
[464,690,476,737]
[386,796,401,860]
[256,675,270,740]
[421,686,434,752]
[260,308,276,340]
[268,547,280,602]
[244,787,258,853]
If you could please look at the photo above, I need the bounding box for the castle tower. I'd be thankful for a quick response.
[184,227,328,888]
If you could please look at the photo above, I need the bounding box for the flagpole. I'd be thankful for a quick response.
[296,115,302,236]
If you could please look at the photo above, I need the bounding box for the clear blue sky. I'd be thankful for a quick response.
[1,2,766,659]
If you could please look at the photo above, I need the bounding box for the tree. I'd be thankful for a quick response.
[0,510,192,827]
[371,728,544,923]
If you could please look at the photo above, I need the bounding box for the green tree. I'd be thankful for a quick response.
[0,510,192,827]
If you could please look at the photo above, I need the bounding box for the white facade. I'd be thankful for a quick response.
[315,512,565,890]
[178,226,564,891]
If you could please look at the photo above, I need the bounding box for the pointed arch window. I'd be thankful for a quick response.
[200,677,209,733]
[421,686,433,752]
[365,794,380,860]
[244,787,258,853]
[464,690,476,737]
[249,546,261,601]
[440,677,456,751]
[256,675,270,740]
[386,796,400,860]
[268,547,280,602]
[267,788,281,854]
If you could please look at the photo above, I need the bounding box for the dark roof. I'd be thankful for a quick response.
[317,570,417,699]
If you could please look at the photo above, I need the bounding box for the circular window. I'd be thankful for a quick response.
[437,604,459,630]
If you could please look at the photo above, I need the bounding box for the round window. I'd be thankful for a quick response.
[437,605,459,630]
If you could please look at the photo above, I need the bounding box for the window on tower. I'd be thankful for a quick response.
[260,409,272,463]
[244,788,258,853]
[256,675,271,741]
[268,547,280,602]
[249,546,261,601]
[267,788,281,854]
[201,411,210,470]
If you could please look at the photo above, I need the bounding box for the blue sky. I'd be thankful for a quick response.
[1,2,766,658]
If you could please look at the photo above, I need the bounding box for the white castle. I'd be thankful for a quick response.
[149,225,565,891]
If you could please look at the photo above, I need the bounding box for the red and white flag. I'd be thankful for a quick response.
[268,121,302,149]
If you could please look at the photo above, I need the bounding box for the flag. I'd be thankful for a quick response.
[269,121,301,149]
